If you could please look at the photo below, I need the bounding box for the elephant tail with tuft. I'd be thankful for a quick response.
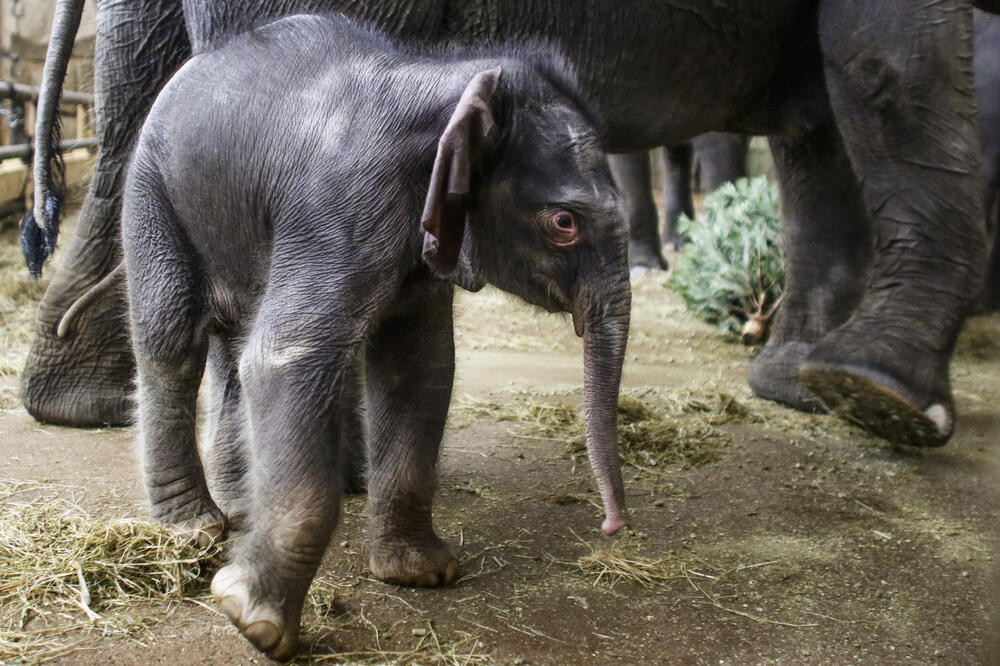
[23,0,86,278]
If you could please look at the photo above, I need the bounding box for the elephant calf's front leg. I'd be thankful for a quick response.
[210,310,354,659]
[365,282,459,587]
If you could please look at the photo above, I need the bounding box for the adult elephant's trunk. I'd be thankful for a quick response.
[577,269,631,536]
[24,0,85,276]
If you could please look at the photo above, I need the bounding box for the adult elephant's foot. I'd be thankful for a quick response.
[21,261,134,426]
[628,239,668,275]
[368,533,459,587]
[800,331,954,447]
[748,341,822,412]
[212,563,301,660]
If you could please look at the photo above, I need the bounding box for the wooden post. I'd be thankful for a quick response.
[25,101,35,143]
[76,104,86,139]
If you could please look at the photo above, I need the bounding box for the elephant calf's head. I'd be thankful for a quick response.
[421,61,632,535]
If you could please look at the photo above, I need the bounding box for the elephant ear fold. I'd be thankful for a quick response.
[421,66,501,277]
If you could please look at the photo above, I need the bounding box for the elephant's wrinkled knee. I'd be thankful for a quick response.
[239,343,320,380]
[847,56,902,111]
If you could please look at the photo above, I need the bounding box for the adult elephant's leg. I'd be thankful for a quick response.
[749,120,872,411]
[802,1,986,446]
[659,143,695,251]
[975,8,1000,311]
[608,153,668,272]
[691,132,749,191]
[21,0,190,426]
[366,279,459,587]
[981,162,1000,310]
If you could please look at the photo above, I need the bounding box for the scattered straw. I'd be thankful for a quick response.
[576,547,684,589]
[451,390,759,473]
[566,536,818,629]
[507,397,578,440]
[0,480,219,663]
[0,226,50,380]
[576,393,754,470]
[447,395,511,430]
[306,616,493,665]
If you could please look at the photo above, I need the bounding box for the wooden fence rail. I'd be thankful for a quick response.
[0,79,96,219]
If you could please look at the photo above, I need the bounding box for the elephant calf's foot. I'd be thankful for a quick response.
[800,363,952,447]
[171,514,227,548]
[211,563,300,659]
[150,490,228,547]
[369,535,459,587]
[748,341,823,412]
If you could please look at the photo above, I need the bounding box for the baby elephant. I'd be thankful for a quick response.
[123,13,631,658]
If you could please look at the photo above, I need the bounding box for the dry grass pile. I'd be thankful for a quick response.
[0,227,50,384]
[507,396,579,439]
[452,389,759,472]
[0,480,218,663]
[576,545,685,589]
[446,395,513,429]
[568,393,757,471]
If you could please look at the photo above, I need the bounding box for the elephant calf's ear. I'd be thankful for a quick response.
[421,67,501,277]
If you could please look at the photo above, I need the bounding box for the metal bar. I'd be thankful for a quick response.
[0,137,98,161]
[0,80,93,106]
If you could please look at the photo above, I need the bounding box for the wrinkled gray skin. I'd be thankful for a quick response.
[124,14,630,657]
[29,1,992,448]
[613,133,751,271]
[977,9,1000,310]
[621,9,1000,304]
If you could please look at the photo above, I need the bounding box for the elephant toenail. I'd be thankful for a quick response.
[924,404,951,436]
[217,595,243,623]
[196,522,224,547]
[444,560,459,584]
[244,619,281,652]
[414,572,437,587]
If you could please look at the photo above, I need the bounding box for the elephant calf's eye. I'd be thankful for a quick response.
[546,210,580,249]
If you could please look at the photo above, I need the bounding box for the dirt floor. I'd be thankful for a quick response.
[1,214,999,665]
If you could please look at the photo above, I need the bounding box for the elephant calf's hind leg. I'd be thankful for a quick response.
[124,192,223,546]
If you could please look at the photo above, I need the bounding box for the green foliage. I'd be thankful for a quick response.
[668,177,785,336]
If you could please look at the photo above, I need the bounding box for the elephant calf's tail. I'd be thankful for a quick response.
[22,0,86,277]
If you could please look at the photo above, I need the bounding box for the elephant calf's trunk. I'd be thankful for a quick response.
[582,300,630,536]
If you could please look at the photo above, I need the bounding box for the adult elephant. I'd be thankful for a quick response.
[27,0,994,447]
[626,10,1000,310]
[612,133,751,271]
